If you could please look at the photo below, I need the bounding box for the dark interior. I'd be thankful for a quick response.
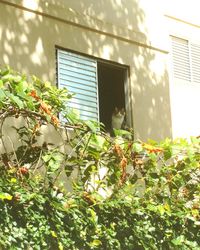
[97,62,126,131]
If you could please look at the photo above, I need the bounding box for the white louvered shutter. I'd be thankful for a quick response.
[191,43,200,84]
[171,36,191,81]
[57,50,99,121]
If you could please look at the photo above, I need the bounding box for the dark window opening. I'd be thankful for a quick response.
[57,49,129,131]
[98,62,126,131]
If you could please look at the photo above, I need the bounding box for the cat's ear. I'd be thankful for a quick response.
[114,107,118,113]
[121,108,125,114]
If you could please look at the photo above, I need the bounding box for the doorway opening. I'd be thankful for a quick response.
[97,62,127,131]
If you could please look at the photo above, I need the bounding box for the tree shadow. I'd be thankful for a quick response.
[0,0,172,141]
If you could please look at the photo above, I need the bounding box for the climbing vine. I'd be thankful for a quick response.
[0,67,199,249]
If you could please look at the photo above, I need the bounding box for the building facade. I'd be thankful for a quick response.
[0,0,200,141]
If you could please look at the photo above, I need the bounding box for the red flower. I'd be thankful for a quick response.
[18,167,29,175]
[113,144,123,157]
[29,90,40,101]
[40,102,52,115]
[51,115,60,126]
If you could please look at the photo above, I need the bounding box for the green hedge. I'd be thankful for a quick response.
[0,67,199,249]
[0,176,199,249]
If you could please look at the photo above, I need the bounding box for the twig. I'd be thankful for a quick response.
[7,136,20,167]
[32,149,43,175]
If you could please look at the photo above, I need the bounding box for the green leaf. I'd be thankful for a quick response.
[113,129,132,137]
[132,142,143,152]
[51,231,57,238]
[90,134,106,150]
[85,120,98,133]
[42,154,52,162]
[88,208,98,223]
[0,193,13,201]
[58,242,64,250]
[15,80,28,93]
[10,178,17,183]
[171,235,185,246]
[0,80,3,88]
[0,89,6,100]
[89,239,102,247]
[10,95,24,108]
[157,204,165,215]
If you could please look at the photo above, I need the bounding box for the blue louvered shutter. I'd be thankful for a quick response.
[57,50,99,121]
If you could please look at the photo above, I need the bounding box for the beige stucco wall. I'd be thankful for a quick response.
[0,0,173,141]
[164,1,200,138]
[165,0,200,26]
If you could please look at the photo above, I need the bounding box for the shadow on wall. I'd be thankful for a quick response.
[0,0,57,81]
[0,0,172,141]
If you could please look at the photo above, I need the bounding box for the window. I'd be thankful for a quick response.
[171,36,200,84]
[57,49,129,131]
[57,50,99,121]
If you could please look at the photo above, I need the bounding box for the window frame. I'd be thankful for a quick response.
[56,46,133,128]
[171,35,200,85]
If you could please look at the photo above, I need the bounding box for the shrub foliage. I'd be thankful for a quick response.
[0,67,200,249]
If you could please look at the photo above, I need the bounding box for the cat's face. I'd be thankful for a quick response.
[112,107,125,117]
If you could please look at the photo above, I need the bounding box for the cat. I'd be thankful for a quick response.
[111,107,125,130]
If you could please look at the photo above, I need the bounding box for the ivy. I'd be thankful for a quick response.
[0,67,199,249]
